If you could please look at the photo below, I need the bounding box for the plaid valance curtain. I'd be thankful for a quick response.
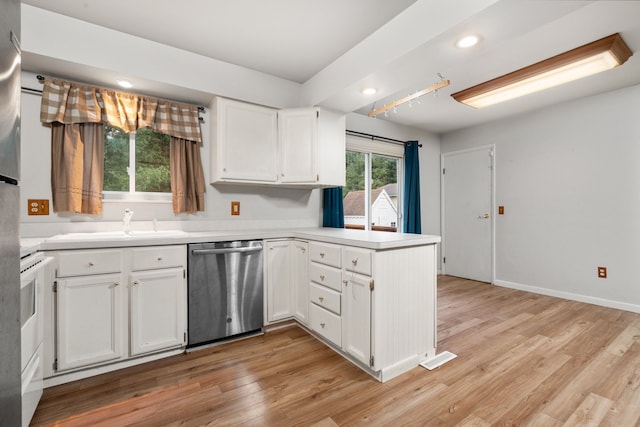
[40,77,202,143]
[40,76,205,215]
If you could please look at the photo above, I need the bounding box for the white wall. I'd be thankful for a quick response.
[19,71,321,238]
[346,113,441,239]
[441,84,640,312]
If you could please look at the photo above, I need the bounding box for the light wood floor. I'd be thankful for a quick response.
[31,276,640,426]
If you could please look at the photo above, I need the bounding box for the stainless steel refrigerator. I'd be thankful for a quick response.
[0,0,22,424]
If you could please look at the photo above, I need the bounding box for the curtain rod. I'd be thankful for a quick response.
[346,129,422,147]
[36,74,206,113]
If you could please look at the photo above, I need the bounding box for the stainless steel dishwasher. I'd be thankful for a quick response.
[187,241,263,347]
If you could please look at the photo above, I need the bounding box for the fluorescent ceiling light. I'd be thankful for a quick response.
[362,87,377,95]
[451,33,632,108]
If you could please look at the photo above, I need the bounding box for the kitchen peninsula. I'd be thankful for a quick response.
[33,228,440,384]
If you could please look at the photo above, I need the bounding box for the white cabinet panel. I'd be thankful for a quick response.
[57,249,122,277]
[309,262,342,292]
[131,245,186,271]
[56,273,124,371]
[292,241,309,324]
[342,272,371,366]
[343,247,372,276]
[279,109,317,183]
[309,241,341,268]
[130,268,186,356]
[309,283,341,315]
[211,97,278,183]
[265,240,293,322]
[309,303,341,347]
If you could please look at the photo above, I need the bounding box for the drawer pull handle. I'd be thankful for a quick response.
[114,282,120,287]
[352,258,358,265]
[157,257,163,261]
[343,279,349,285]
[319,296,324,302]
[320,252,325,258]
[320,322,326,328]
[88,261,95,267]
[132,280,139,286]
[320,274,325,280]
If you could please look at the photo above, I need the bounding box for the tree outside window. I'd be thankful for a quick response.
[104,125,171,194]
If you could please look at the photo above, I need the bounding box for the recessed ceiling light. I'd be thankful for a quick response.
[117,80,133,88]
[362,87,377,95]
[456,35,479,49]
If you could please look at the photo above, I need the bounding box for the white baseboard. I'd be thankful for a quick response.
[494,279,640,314]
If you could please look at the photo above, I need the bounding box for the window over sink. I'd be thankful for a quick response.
[103,125,171,201]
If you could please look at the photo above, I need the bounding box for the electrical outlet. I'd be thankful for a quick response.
[231,201,240,216]
[27,199,49,215]
[597,267,607,278]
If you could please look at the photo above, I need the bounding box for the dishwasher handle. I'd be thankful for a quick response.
[191,245,263,256]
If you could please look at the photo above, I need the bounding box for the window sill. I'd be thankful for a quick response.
[103,191,172,204]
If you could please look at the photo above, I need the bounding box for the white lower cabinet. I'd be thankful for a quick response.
[130,268,186,356]
[292,241,309,324]
[47,245,187,376]
[265,239,309,324]
[342,272,372,366]
[265,240,293,322]
[56,273,125,371]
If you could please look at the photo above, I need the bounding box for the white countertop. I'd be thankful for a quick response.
[24,227,440,252]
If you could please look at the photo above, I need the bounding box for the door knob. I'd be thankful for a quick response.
[478,214,490,219]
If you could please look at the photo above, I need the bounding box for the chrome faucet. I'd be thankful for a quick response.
[123,208,134,234]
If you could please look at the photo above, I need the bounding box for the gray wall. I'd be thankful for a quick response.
[441,83,640,312]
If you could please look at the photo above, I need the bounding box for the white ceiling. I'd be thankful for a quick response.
[20,0,640,134]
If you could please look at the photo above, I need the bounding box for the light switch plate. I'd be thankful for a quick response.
[231,201,240,216]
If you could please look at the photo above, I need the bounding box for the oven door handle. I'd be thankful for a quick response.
[191,246,263,256]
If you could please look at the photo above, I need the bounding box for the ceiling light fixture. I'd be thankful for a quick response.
[451,33,632,109]
[456,35,479,49]
[362,87,377,95]
[117,79,133,89]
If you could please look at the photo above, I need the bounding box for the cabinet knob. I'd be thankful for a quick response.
[320,252,325,258]
[88,261,95,267]
[157,257,163,261]
[352,258,358,265]
[132,280,139,286]
[319,296,324,302]
[114,282,120,287]
[320,274,325,280]
[343,279,349,285]
[223,168,227,172]
[320,322,326,328]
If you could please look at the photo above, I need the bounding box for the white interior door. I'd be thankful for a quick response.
[442,146,494,283]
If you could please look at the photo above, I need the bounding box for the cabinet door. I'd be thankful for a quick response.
[265,240,293,322]
[130,268,186,356]
[56,273,124,371]
[342,272,372,366]
[292,241,309,324]
[214,98,278,182]
[279,109,317,183]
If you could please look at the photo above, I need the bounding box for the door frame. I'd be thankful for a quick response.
[440,144,496,284]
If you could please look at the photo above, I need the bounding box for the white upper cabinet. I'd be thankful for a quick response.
[210,97,278,183]
[210,97,345,188]
[278,107,346,188]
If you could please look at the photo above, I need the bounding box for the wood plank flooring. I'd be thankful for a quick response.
[31,276,640,426]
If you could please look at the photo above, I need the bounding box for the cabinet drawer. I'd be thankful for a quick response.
[343,247,372,276]
[57,249,122,277]
[309,242,341,268]
[309,262,342,292]
[310,283,341,315]
[131,245,186,271]
[309,303,341,347]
